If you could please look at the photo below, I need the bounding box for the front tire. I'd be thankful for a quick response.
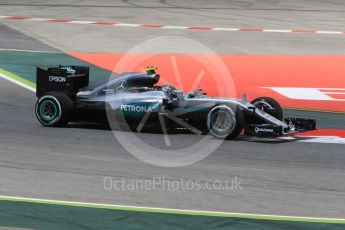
[251,97,283,120]
[207,105,244,140]
[35,92,73,127]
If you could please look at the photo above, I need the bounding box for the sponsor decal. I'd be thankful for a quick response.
[255,127,274,133]
[121,104,154,113]
[49,76,66,83]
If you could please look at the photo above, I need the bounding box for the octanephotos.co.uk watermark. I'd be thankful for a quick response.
[103,176,242,192]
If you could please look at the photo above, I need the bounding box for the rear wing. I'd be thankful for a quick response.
[36,65,89,98]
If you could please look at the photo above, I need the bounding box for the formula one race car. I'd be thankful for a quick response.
[34,65,316,139]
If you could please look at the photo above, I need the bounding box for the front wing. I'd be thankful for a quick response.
[245,117,316,137]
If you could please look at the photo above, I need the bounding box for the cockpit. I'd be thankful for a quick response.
[91,67,208,99]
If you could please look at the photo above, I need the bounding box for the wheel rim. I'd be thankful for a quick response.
[209,108,236,137]
[37,97,61,125]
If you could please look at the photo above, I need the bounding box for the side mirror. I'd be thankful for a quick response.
[170,90,184,100]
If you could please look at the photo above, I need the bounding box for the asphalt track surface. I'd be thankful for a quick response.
[0,0,345,220]
[2,0,345,53]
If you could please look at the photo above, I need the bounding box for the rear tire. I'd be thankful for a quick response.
[35,92,73,127]
[207,105,244,140]
[251,97,283,120]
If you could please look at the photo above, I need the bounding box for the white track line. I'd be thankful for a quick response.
[281,136,345,144]
[0,48,61,53]
[0,15,344,35]
[115,23,140,27]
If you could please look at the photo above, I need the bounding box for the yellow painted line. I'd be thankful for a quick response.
[0,196,344,224]
[0,68,36,92]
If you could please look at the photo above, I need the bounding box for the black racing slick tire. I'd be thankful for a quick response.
[35,92,73,127]
[207,105,244,140]
[251,97,283,121]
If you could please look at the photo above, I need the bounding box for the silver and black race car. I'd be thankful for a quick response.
[35,65,316,139]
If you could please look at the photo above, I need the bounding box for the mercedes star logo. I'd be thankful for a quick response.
[116,80,127,92]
